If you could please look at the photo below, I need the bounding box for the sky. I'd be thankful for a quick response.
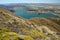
[0,0,60,4]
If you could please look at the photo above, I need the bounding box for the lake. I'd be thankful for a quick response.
[13,9,57,19]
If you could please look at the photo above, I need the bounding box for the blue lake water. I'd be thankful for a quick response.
[13,9,57,19]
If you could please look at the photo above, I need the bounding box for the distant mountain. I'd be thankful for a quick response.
[0,3,60,9]
[0,4,7,8]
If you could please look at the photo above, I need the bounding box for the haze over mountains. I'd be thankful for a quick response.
[0,3,60,9]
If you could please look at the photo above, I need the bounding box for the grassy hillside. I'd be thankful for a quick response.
[0,8,60,40]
